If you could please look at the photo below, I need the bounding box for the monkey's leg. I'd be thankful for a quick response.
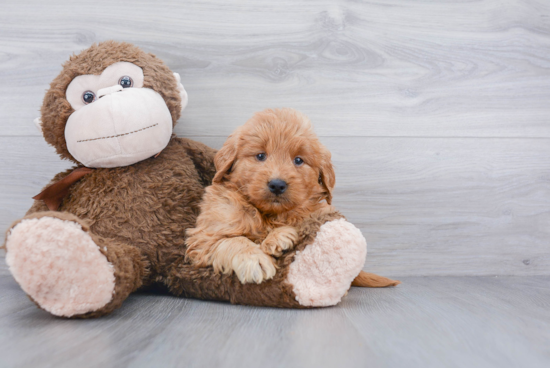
[285,217,367,307]
[4,212,147,318]
[165,213,369,308]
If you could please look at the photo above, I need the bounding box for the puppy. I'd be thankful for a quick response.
[185,108,335,284]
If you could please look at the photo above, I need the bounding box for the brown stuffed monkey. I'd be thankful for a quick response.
[3,41,395,318]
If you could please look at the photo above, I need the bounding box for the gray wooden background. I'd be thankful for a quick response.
[1,0,549,277]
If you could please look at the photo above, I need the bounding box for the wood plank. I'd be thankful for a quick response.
[1,136,549,276]
[343,276,550,368]
[0,275,548,368]
[328,136,550,276]
[1,0,550,137]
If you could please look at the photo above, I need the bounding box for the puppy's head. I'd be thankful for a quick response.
[214,108,335,214]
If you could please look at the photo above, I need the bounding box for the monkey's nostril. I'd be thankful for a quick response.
[268,179,287,195]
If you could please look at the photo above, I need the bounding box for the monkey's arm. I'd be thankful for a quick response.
[25,168,77,215]
[174,137,217,187]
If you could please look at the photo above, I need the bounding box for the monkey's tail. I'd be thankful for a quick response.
[351,271,401,288]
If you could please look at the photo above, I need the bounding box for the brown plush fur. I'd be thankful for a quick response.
[168,210,345,307]
[5,42,353,318]
[17,137,344,315]
[21,137,218,317]
[186,108,336,284]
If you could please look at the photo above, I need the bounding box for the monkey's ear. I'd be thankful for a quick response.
[319,147,335,204]
[173,73,188,113]
[213,132,239,183]
[34,117,43,134]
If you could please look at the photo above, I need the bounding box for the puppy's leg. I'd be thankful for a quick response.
[213,237,277,284]
[261,226,299,257]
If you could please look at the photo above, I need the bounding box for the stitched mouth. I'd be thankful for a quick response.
[76,123,158,143]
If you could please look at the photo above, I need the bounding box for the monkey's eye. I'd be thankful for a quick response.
[294,157,304,166]
[118,76,133,88]
[82,91,96,104]
[256,153,267,162]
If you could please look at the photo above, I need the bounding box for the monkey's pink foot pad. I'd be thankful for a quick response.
[288,218,367,307]
[6,217,115,317]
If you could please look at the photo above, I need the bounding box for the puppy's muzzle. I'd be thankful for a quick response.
[268,179,287,195]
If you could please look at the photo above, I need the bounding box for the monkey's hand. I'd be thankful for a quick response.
[261,226,299,257]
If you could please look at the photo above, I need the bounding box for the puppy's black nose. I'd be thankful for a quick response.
[268,179,287,195]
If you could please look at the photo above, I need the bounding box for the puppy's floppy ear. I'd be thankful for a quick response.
[213,132,239,183]
[318,147,336,204]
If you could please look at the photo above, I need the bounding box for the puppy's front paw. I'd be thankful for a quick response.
[261,226,299,257]
[232,250,277,284]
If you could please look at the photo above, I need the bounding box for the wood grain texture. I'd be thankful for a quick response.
[1,135,549,276]
[1,0,550,138]
[1,0,550,277]
[0,275,548,368]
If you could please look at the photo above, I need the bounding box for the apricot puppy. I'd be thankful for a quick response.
[185,108,335,284]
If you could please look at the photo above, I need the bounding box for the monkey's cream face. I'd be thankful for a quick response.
[64,62,182,168]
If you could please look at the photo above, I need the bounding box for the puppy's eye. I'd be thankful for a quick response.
[294,157,304,166]
[256,153,267,161]
[119,76,133,88]
[82,91,96,104]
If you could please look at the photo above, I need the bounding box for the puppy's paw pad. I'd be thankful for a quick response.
[233,252,276,284]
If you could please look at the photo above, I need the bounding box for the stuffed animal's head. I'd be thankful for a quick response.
[36,41,188,168]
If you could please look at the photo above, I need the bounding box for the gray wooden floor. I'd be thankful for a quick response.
[0,275,548,368]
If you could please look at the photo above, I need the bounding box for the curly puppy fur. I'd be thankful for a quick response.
[41,40,182,163]
[186,108,336,284]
